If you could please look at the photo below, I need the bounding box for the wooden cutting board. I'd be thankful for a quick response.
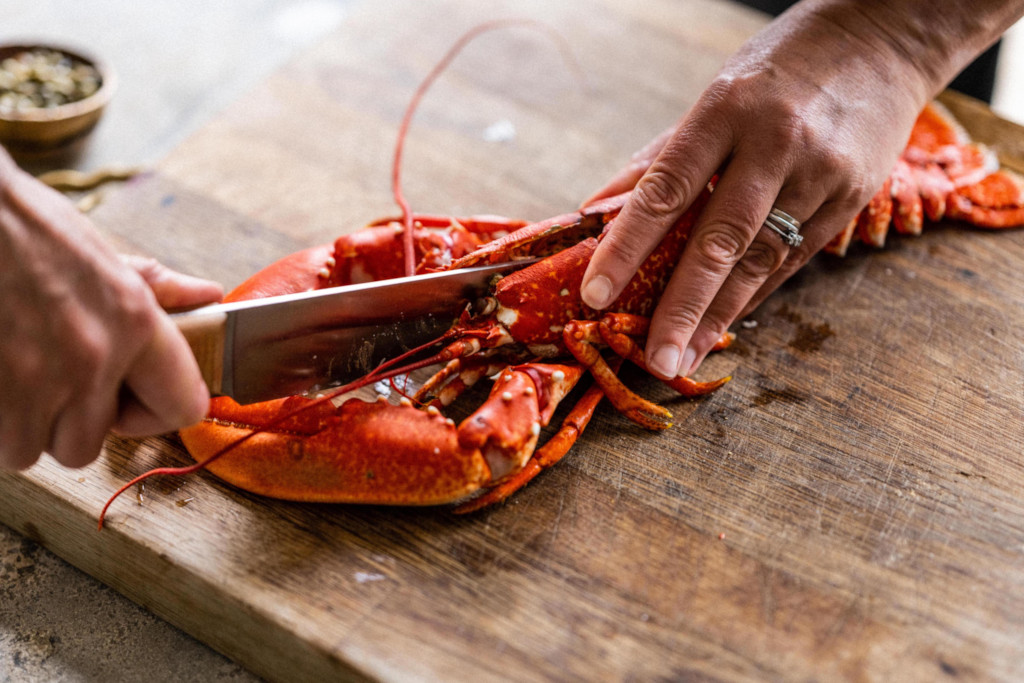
[3,0,1024,680]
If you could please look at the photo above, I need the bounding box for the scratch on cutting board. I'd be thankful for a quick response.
[611,448,625,509]
[844,263,869,298]
[879,437,902,490]
[862,435,906,546]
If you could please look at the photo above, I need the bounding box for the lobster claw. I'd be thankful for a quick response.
[174,363,590,509]
[458,363,584,480]
[180,396,492,505]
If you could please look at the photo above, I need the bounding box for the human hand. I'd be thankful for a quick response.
[0,153,223,470]
[580,0,1019,379]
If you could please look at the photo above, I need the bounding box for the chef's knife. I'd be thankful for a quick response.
[172,260,535,404]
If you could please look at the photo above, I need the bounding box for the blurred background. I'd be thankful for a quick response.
[1,1,1022,680]
[0,0,350,170]
[1,0,1022,172]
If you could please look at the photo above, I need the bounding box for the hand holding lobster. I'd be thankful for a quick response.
[0,148,222,470]
[581,0,1024,379]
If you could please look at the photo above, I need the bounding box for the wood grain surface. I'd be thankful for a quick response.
[2,0,1024,680]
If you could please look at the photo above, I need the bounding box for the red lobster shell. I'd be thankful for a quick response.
[99,34,1024,525]
[170,98,1024,515]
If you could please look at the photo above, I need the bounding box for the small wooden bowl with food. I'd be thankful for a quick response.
[0,42,115,155]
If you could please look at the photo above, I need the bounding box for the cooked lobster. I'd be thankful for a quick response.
[827,100,1024,254]
[99,29,1024,527]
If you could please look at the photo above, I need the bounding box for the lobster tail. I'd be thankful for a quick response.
[826,101,1024,255]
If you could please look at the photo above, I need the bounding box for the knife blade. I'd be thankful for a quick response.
[172,259,535,404]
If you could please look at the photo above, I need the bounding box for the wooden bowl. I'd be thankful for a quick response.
[0,42,115,154]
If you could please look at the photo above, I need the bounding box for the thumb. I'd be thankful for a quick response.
[113,312,210,436]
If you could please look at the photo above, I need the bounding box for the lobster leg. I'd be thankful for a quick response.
[459,312,735,513]
[890,158,924,235]
[414,358,472,406]
[414,358,505,408]
[857,178,894,248]
[945,171,1024,227]
[823,216,858,257]
[563,319,674,430]
[597,313,732,397]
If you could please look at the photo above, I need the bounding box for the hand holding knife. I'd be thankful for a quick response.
[172,260,534,404]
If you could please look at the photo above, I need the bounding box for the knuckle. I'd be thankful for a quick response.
[3,343,44,390]
[112,277,162,341]
[701,76,735,105]
[693,224,747,269]
[117,273,158,315]
[633,167,693,219]
[702,75,761,123]
[600,228,654,271]
[767,116,806,152]
[838,176,875,211]
[735,239,787,281]
[821,152,875,203]
[73,323,109,378]
[123,254,161,275]
[815,144,854,175]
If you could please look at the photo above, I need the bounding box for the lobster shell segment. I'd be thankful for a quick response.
[945,171,1024,227]
[493,238,598,347]
[487,185,712,351]
[825,101,1024,255]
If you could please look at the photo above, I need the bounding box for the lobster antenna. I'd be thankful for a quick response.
[392,19,584,277]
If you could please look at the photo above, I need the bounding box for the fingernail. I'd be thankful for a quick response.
[581,275,613,309]
[681,346,697,376]
[650,344,681,378]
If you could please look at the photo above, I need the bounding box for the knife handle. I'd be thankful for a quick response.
[173,310,227,396]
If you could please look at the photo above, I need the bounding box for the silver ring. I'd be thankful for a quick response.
[763,207,803,248]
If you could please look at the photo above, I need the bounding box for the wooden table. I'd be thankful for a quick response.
[3,0,1024,680]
